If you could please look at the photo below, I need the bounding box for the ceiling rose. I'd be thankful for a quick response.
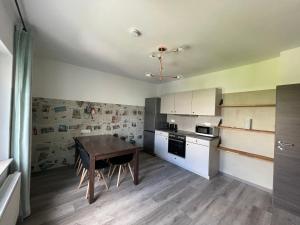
[128,27,142,37]
[145,45,185,81]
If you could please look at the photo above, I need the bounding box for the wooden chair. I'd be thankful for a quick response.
[108,139,135,187]
[74,137,83,176]
[108,154,134,187]
[77,143,109,198]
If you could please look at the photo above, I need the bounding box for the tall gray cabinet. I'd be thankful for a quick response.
[273,84,300,220]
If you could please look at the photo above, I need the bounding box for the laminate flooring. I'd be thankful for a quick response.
[22,152,274,225]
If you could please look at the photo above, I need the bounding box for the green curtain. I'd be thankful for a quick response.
[10,26,32,219]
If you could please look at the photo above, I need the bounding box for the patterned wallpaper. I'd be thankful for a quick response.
[32,97,144,173]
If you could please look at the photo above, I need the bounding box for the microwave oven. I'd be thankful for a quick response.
[195,125,219,137]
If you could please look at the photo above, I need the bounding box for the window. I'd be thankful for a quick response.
[0,40,13,160]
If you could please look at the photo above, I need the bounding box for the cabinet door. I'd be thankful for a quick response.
[168,154,186,167]
[186,142,209,178]
[273,84,300,216]
[174,92,192,115]
[191,88,217,116]
[160,94,175,114]
[154,134,168,160]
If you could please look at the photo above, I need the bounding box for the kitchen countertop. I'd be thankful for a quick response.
[156,129,219,141]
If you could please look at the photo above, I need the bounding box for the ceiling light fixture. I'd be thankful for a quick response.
[145,46,185,81]
[145,73,153,77]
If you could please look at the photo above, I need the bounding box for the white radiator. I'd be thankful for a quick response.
[0,159,21,225]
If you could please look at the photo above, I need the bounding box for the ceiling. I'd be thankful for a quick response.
[22,0,300,83]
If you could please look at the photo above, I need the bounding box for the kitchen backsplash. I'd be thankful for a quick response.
[167,114,222,132]
[32,97,144,173]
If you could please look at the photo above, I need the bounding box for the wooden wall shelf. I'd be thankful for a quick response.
[218,146,274,162]
[219,125,275,134]
[220,104,276,108]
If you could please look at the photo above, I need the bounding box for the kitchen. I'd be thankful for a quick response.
[144,88,221,180]
[1,1,300,225]
[142,85,300,224]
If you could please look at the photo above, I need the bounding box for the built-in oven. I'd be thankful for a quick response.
[168,133,186,158]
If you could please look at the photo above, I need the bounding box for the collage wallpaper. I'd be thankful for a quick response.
[32,97,144,173]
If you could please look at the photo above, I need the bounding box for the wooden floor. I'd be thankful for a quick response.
[23,152,274,225]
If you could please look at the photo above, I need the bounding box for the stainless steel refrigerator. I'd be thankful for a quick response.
[143,98,167,154]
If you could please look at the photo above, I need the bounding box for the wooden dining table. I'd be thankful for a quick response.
[76,135,141,204]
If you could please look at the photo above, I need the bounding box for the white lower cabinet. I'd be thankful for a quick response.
[154,131,169,160]
[185,141,210,179]
[154,130,219,180]
[168,154,186,168]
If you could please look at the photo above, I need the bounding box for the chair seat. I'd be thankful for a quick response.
[110,154,133,165]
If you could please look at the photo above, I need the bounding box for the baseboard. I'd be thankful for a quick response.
[219,171,273,193]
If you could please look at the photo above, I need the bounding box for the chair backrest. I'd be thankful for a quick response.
[120,136,126,141]
[78,144,90,169]
[74,137,80,150]
[129,139,136,145]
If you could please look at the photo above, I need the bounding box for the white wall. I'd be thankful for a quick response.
[157,58,279,95]
[220,152,273,190]
[0,0,17,53]
[0,43,13,160]
[32,58,157,106]
[0,0,16,160]
[279,47,300,85]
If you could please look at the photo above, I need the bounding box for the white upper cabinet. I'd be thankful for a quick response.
[160,94,175,114]
[160,88,221,116]
[191,88,221,116]
[174,91,192,115]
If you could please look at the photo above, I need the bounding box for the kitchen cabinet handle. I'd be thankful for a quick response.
[169,138,184,143]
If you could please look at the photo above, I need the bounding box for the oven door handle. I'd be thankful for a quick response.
[169,138,185,143]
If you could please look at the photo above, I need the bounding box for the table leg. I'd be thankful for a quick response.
[88,155,95,204]
[134,149,139,185]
